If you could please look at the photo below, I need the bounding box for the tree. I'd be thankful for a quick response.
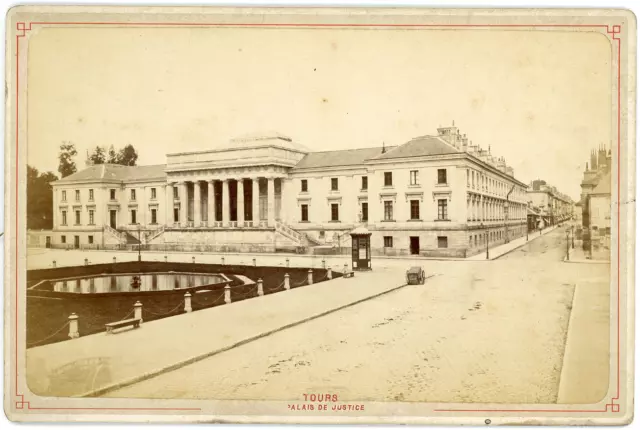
[87,146,106,165]
[27,165,58,229]
[58,142,77,178]
[117,144,138,166]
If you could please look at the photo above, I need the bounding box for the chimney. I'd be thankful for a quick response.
[461,134,469,152]
[381,141,386,154]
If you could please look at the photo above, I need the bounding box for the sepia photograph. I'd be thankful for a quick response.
[4,5,635,425]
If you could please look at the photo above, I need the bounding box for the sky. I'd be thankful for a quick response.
[27,26,612,201]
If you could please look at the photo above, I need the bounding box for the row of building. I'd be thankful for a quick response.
[578,145,612,249]
[31,124,575,258]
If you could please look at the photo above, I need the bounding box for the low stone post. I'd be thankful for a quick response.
[253,258,257,266]
[343,263,348,275]
[224,284,231,304]
[68,313,79,339]
[286,258,289,268]
[113,257,117,264]
[164,255,168,263]
[192,256,196,264]
[308,269,313,285]
[284,273,290,290]
[322,259,326,269]
[221,257,225,265]
[257,278,264,296]
[134,301,143,323]
[184,292,192,313]
[327,267,333,280]
[84,258,89,266]
[52,260,56,268]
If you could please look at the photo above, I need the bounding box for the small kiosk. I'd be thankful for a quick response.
[350,226,372,271]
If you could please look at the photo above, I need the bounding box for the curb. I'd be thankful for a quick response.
[79,275,434,398]
[556,282,579,403]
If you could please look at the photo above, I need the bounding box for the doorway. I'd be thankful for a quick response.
[74,236,80,249]
[410,236,420,255]
[45,236,51,248]
[110,210,117,228]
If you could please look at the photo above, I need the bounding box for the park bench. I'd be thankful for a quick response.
[105,318,141,334]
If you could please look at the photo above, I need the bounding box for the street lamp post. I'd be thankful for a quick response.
[571,225,575,249]
[565,229,570,260]
[481,222,489,260]
[137,223,142,262]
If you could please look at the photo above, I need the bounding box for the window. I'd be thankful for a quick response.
[384,172,393,187]
[410,200,420,220]
[151,188,157,199]
[384,201,393,221]
[331,178,339,191]
[110,189,116,200]
[467,170,470,187]
[152,274,158,290]
[61,235,66,244]
[437,199,448,220]
[61,190,67,201]
[88,235,94,244]
[438,236,448,248]
[89,189,94,201]
[173,186,178,199]
[361,176,368,190]
[173,207,179,222]
[61,211,67,225]
[331,203,339,221]
[89,210,94,225]
[437,169,447,184]
[361,202,368,222]
[301,179,308,192]
[151,209,157,224]
[131,189,136,201]
[469,236,473,246]
[75,190,80,201]
[131,210,137,224]
[75,210,81,225]
[383,236,393,248]
[301,204,309,222]
[410,170,419,185]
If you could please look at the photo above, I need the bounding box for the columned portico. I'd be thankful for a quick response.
[222,179,230,226]
[238,179,245,225]
[207,181,215,227]
[194,181,202,227]
[179,182,188,227]
[267,178,275,227]
[252,179,260,226]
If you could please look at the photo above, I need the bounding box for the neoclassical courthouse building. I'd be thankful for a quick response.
[42,125,530,258]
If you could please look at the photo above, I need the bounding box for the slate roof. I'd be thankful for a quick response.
[369,135,459,160]
[293,146,394,170]
[55,164,166,184]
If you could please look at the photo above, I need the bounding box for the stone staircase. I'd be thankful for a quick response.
[274,220,322,247]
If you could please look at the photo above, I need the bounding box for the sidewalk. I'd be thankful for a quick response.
[26,267,412,398]
[564,246,611,265]
[465,225,558,260]
[556,280,610,403]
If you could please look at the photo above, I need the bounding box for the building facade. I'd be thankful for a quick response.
[526,179,574,229]
[579,146,612,247]
[46,127,529,258]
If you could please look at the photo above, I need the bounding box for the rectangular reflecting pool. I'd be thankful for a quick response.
[45,272,227,294]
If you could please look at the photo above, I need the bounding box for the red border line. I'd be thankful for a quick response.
[14,21,623,415]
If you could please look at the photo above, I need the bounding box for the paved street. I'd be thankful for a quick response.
[97,228,609,403]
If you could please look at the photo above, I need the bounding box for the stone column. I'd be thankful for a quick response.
[193,181,202,227]
[252,178,260,224]
[267,177,275,227]
[207,181,215,227]
[222,179,230,226]
[165,183,174,225]
[237,179,245,225]
[179,182,188,227]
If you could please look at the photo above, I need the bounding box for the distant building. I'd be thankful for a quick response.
[579,145,612,251]
[526,179,573,229]
[43,125,529,258]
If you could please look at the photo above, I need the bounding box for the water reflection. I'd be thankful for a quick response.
[50,273,225,294]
